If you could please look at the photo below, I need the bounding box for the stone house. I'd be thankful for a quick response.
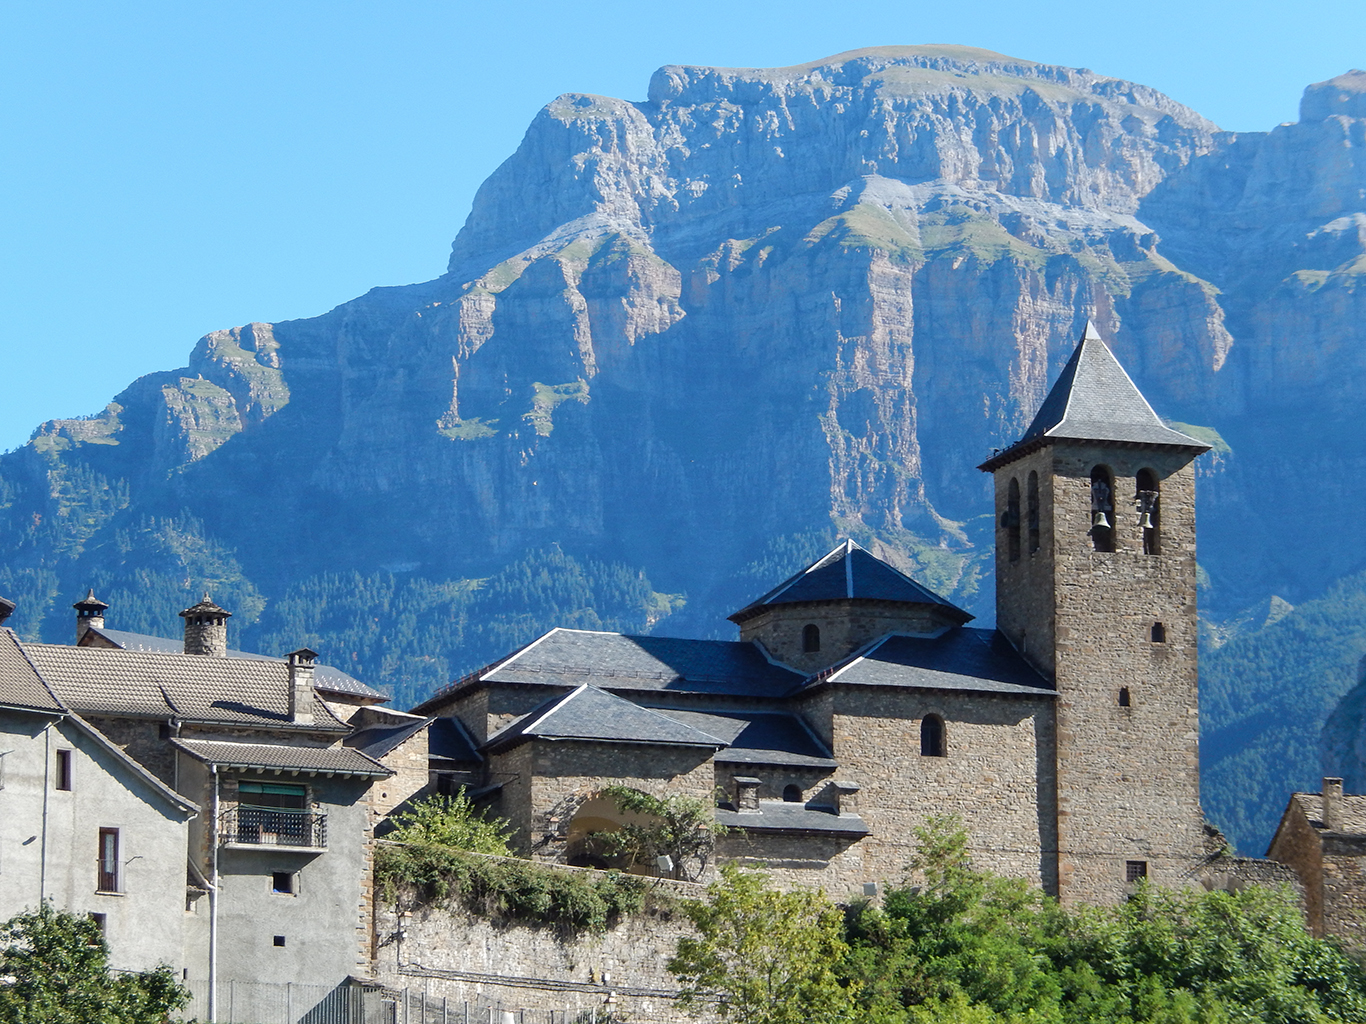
[0,592,435,1019]
[414,323,1218,905]
[1268,778,1366,942]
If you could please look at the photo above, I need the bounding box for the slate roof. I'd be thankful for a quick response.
[428,717,482,763]
[484,684,728,752]
[83,627,388,702]
[652,708,836,767]
[1287,792,1366,835]
[980,322,1210,471]
[171,738,391,776]
[474,629,804,699]
[22,643,352,731]
[345,716,433,761]
[0,629,64,713]
[730,540,971,623]
[813,627,1055,696]
[715,801,870,835]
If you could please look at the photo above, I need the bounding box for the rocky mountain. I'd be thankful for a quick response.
[1,47,1364,852]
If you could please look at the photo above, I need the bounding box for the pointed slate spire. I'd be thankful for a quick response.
[980,321,1210,470]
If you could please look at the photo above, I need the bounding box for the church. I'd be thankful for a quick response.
[415,322,1215,905]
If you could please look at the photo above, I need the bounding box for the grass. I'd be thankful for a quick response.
[524,381,590,437]
[438,417,499,441]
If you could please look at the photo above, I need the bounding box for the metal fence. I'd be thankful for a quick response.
[177,981,610,1024]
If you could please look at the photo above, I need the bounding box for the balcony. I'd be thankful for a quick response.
[220,807,327,851]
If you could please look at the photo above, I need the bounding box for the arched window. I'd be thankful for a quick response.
[1137,469,1161,555]
[802,624,821,653]
[782,784,802,803]
[1006,477,1021,562]
[1027,471,1040,554]
[1151,622,1166,643]
[1090,466,1115,552]
[920,715,946,757]
[1119,687,1131,707]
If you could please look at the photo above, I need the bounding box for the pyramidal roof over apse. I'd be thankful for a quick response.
[980,322,1211,470]
[729,539,972,624]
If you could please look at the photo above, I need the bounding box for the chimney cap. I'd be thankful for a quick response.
[73,589,109,615]
[288,647,318,663]
[179,594,231,621]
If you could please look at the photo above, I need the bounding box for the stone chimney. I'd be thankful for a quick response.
[73,589,109,642]
[288,649,317,726]
[732,776,761,812]
[180,595,231,656]
[1323,777,1345,831]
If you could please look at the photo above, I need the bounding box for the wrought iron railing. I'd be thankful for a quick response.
[219,806,327,849]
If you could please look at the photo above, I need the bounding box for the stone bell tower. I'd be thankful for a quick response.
[979,322,1211,903]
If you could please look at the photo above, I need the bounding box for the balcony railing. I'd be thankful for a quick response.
[220,807,327,850]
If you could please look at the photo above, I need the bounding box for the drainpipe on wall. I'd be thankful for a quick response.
[209,765,220,1023]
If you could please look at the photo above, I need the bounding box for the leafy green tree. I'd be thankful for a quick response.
[597,785,727,881]
[668,864,856,1024]
[384,791,513,855]
[0,902,190,1024]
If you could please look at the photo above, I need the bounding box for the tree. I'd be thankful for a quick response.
[383,790,513,855]
[596,785,727,882]
[0,902,190,1024]
[668,864,856,1024]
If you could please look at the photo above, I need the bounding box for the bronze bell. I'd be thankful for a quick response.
[1092,510,1111,529]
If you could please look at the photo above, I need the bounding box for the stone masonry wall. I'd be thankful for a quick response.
[1027,442,1204,903]
[797,684,1057,897]
[1320,842,1366,946]
[993,445,1058,675]
[739,600,956,674]
[373,872,707,1024]
[1267,801,1326,935]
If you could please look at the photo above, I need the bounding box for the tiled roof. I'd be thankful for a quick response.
[485,684,727,752]
[981,322,1210,470]
[22,643,351,731]
[652,708,836,767]
[730,540,970,623]
[345,717,433,761]
[0,629,63,712]
[86,628,388,701]
[715,801,870,835]
[814,628,1055,696]
[478,629,804,699]
[171,738,391,776]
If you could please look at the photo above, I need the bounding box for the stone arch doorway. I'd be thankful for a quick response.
[563,793,655,874]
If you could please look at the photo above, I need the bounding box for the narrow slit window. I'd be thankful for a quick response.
[55,749,73,791]
[1151,622,1166,643]
[1137,469,1161,555]
[920,715,946,757]
[1090,467,1115,552]
[1006,478,1021,562]
[1119,687,1131,707]
[802,624,820,654]
[1027,471,1040,554]
[97,828,119,893]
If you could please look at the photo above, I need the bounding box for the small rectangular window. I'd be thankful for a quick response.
[273,935,286,947]
[56,749,73,791]
[97,828,119,893]
[1125,860,1148,882]
[1119,687,1131,707]
[272,872,294,895]
[88,912,106,935]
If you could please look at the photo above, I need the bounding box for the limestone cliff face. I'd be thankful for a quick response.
[0,47,1360,647]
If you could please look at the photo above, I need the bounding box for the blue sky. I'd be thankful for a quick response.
[1,0,1361,452]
